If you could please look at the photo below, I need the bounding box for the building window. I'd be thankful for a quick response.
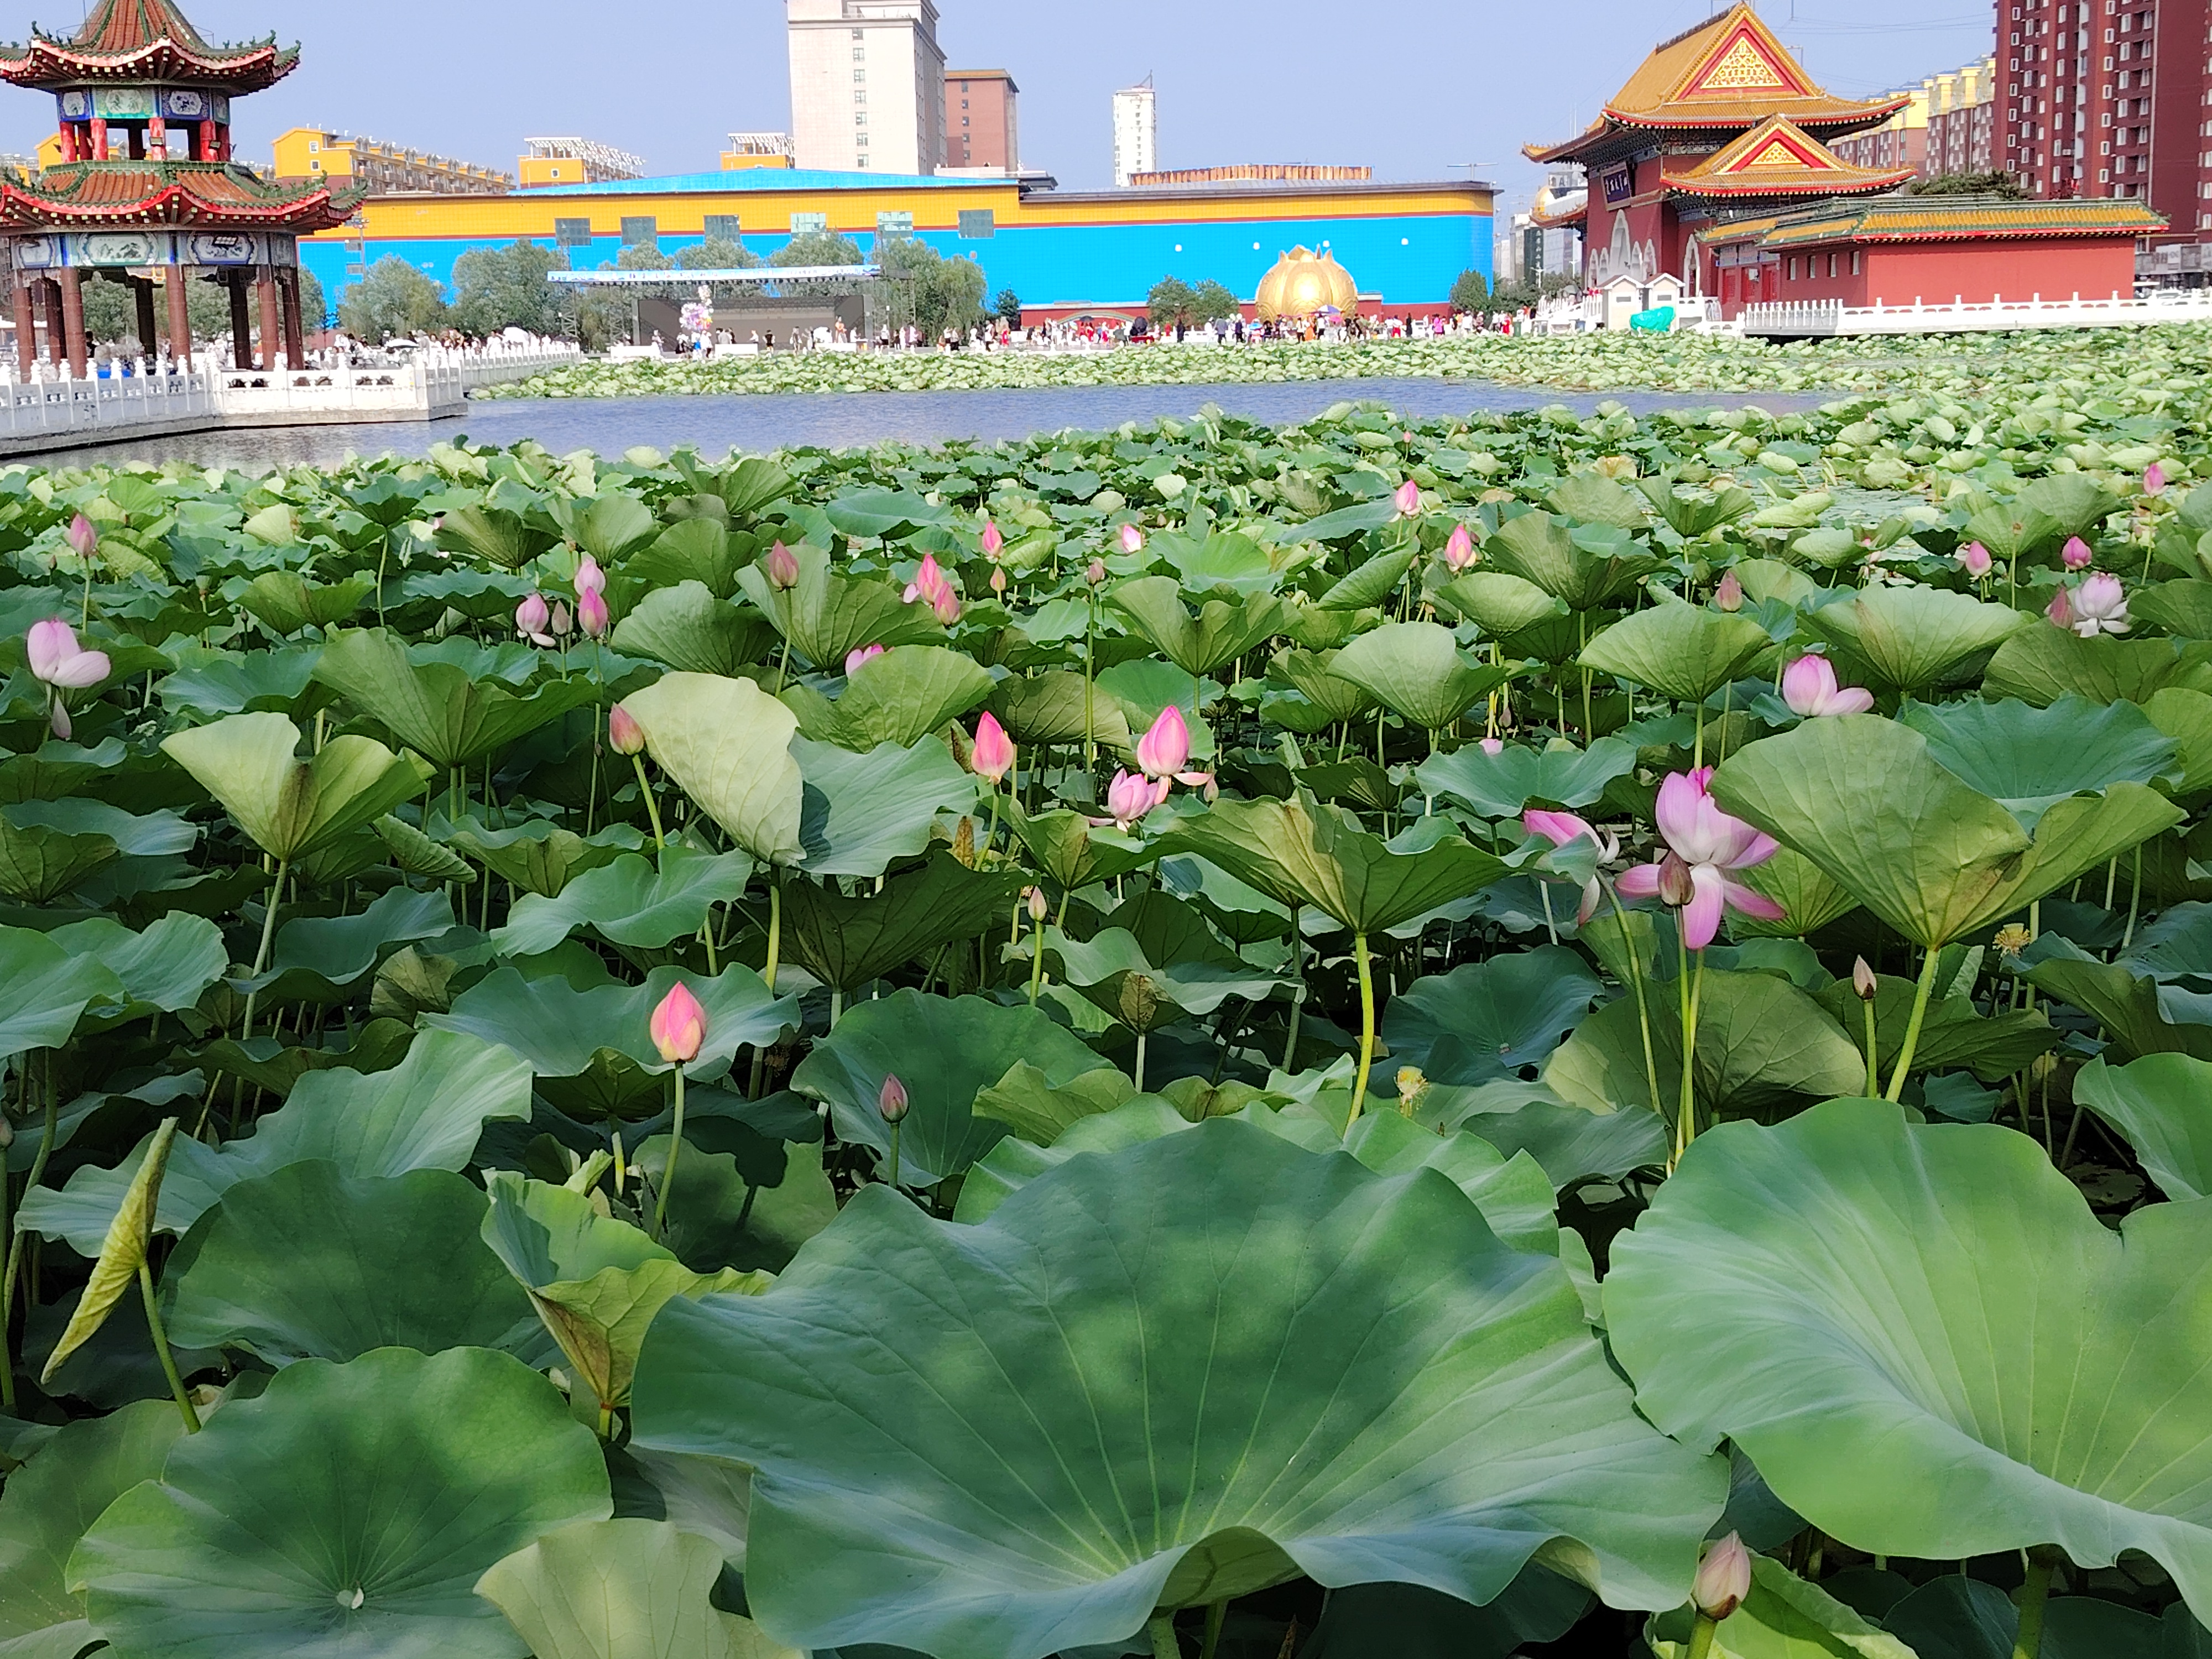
[876,210,913,238]
[620,216,658,247]
[703,213,740,241]
[554,218,593,247]
[958,208,995,238]
[857,155,869,168]
[792,211,828,233]
[1851,250,1861,274]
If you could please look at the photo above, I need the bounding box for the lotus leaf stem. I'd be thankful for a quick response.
[2123,843,2145,951]
[1282,905,1305,1072]
[139,1259,200,1434]
[1134,1031,1149,1095]
[654,1070,686,1237]
[1201,1599,1227,1659]
[239,858,288,1042]
[1147,1613,1180,1659]
[1884,945,1945,1102]
[2013,1549,2059,1659]
[1603,886,1663,1118]
[1350,930,1377,1121]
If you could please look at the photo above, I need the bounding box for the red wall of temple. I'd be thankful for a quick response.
[1731,235,2141,316]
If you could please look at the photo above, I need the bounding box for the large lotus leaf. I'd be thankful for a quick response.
[49,914,225,1031]
[231,885,454,1005]
[1152,527,1283,597]
[792,734,975,879]
[1606,1097,2212,1624]
[610,582,775,676]
[817,488,952,539]
[1711,715,2182,948]
[631,1120,1724,1656]
[2075,1053,2212,1200]
[71,1347,612,1659]
[1005,805,1157,894]
[1438,1093,1671,1187]
[425,963,795,1118]
[1109,576,1285,678]
[0,1401,181,1643]
[1579,602,1773,706]
[1645,1554,1916,1659]
[237,571,374,635]
[1636,477,1758,539]
[1298,1569,1592,1659]
[1798,587,2025,693]
[1896,695,2178,828]
[1549,471,1651,530]
[476,1520,799,1659]
[481,1173,762,1415]
[164,1164,536,1365]
[158,650,324,722]
[0,820,117,903]
[1544,969,1864,1120]
[1981,629,2211,707]
[971,1061,1140,1146]
[637,1135,838,1276]
[447,817,644,899]
[312,629,594,769]
[160,712,430,862]
[497,848,755,958]
[2131,580,2212,641]
[1730,845,1861,939]
[0,925,125,1058]
[826,645,993,749]
[1417,737,1635,818]
[790,988,1113,1188]
[733,544,941,669]
[2025,956,2212,1063]
[554,491,659,560]
[1814,973,2056,1083]
[985,669,1135,749]
[1881,1576,2172,1659]
[1045,926,1284,1028]
[627,518,744,597]
[1157,790,1511,935]
[1329,621,1516,733]
[2147,687,2212,795]
[1383,948,1603,1087]
[779,853,1025,994]
[1484,512,1653,611]
[18,1029,531,1255]
[1437,572,1569,647]
[435,500,560,570]
[618,673,804,866]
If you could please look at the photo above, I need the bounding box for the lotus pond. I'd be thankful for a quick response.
[6,372,2212,1659]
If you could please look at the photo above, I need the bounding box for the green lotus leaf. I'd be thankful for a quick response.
[51,914,226,1029]
[1437,571,1571,646]
[447,817,644,899]
[1295,498,1406,548]
[1636,476,1758,539]
[1110,576,1288,681]
[1042,925,1284,1030]
[373,813,472,881]
[1549,472,1651,530]
[1331,620,1517,733]
[1544,968,1864,1120]
[1269,647,1377,723]
[632,1134,838,1275]
[2025,956,2212,1063]
[0,737,123,806]
[312,629,596,770]
[1606,1097,2212,1624]
[496,847,755,958]
[1156,789,1511,934]
[1297,1569,1593,1659]
[1798,586,2025,693]
[0,822,118,904]
[820,487,952,539]
[2146,687,2212,794]
[160,712,431,863]
[1417,736,1636,818]
[1882,1575,2174,1659]
[157,649,324,722]
[1711,715,2182,948]
[791,734,975,879]
[1005,803,1157,893]
[733,543,940,669]
[434,500,561,570]
[631,1120,1724,1656]
[164,1163,536,1365]
[236,571,374,636]
[481,1173,764,1416]
[1382,947,1603,1087]
[609,581,776,676]
[43,1117,176,1385]
[0,1401,182,1642]
[625,518,743,597]
[971,1059,1139,1146]
[1579,601,1773,706]
[231,885,455,1005]
[818,644,993,749]
[790,987,1113,1187]
[1814,972,2056,1083]
[1436,1093,1671,1187]
[778,853,1024,994]
[1645,1554,1916,1659]
[617,673,805,865]
[2129,580,2212,641]
[1980,629,2211,707]
[0,925,124,1058]
[1152,527,1285,597]
[71,1347,612,1659]
[1896,695,2178,828]
[1730,845,1861,938]
[2074,1053,2212,1200]
[1484,512,1655,611]
[985,669,1135,748]
[1265,686,1349,744]
[476,1520,800,1659]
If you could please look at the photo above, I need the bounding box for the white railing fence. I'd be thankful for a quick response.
[1739,290,2212,337]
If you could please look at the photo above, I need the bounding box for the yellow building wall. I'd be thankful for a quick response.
[272,127,356,182]
[35,131,65,170]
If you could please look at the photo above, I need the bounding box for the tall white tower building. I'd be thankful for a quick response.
[787,0,945,176]
[1112,79,1156,188]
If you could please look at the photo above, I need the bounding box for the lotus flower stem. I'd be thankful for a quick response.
[1283,905,1306,1071]
[1673,940,1706,1167]
[1602,885,1663,1118]
[2122,844,2145,951]
[1884,945,1946,1102]
[1147,1613,1180,1659]
[1686,1614,1721,1659]
[886,1118,902,1189]
[1863,1000,1881,1098]
[239,858,288,1042]
[139,1260,201,1433]
[2013,1550,2060,1659]
[629,754,666,851]
[1537,879,1558,947]
[1350,930,1378,1121]
[1027,917,1046,1006]
[1133,1032,1149,1094]
[653,1070,686,1236]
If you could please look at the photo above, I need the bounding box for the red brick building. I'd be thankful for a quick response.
[943,69,1018,173]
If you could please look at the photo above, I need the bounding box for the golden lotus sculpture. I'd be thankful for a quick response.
[1254,247,1360,321]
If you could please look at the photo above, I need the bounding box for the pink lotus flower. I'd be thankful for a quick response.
[550,600,573,638]
[1781,655,1874,719]
[2063,536,2094,571]
[844,644,885,676]
[574,553,606,597]
[515,592,552,645]
[1714,570,1744,612]
[65,513,97,561]
[608,702,644,755]
[1694,1534,1752,1622]
[1444,523,1477,571]
[931,586,962,627]
[1120,523,1146,554]
[2147,462,2168,495]
[1524,808,1621,925]
[2047,583,2074,630]
[1618,768,1783,950]
[878,1073,909,1123]
[27,618,108,688]
[904,551,953,607]
[971,711,1016,785]
[980,519,1003,558]
[765,542,800,589]
[1136,705,1191,780]
[1086,559,1107,585]
[2067,571,2130,637]
[577,588,609,640]
[649,980,707,1065]
[1958,541,1992,579]
[1480,736,1504,755]
[1097,769,1160,831]
[1394,478,1421,517]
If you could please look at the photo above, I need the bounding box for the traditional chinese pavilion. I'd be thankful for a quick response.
[0,0,361,377]
[1525,3,1913,300]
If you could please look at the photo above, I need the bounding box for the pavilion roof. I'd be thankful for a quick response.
[0,0,299,93]
[1658,116,1916,199]
[1700,192,2167,248]
[0,160,358,231]
[1525,3,1907,164]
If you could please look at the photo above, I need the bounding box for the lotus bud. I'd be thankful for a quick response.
[932,586,963,626]
[1027,885,1048,924]
[550,600,573,638]
[878,1073,910,1124]
[648,980,707,1065]
[1136,705,1192,781]
[608,702,645,755]
[844,643,885,676]
[1120,522,1146,554]
[1693,1533,1752,1621]
[1657,852,1696,910]
[990,565,1008,595]
[2046,584,2074,630]
[515,592,551,639]
[1958,541,1992,579]
[1444,522,1477,571]
[577,588,610,640]
[65,513,97,560]
[573,553,607,597]
[980,519,1004,559]
[2062,535,2094,571]
[1714,570,1744,612]
[2147,462,2168,495]
[1394,478,1421,517]
[1853,957,1878,1001]
[1480,737,1504,755]
[766,542,800,589]
[971,712,1016,785]
[1087,557,1108,585]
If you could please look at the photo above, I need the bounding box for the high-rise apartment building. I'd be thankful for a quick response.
[944,68,1018,171]
[787,0,945,176]
[1833,59,1996,179]
[1112,80,1157,189]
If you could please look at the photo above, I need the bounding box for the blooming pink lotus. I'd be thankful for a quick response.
[2064,571,2130,637]
[1120,523,1146,555]
[1444,523,1477,571]
[1135,705,1214,802]
[515,592,553,646]
[649,980,707,1065]
[27,618,109,740]
[1958,541,1992,579]
[577,588,610,640]
[1781,655,1874,719]
[608,703,644,755]
[765,542,801,589]
[2062,536,2094,571]
[1394,479,1421,517]
[1523,809,1621,925]
[970,711,1016,785]
[980,520,1004,559]
[574,554,606,597]
[1098,769,1160,831]
[1618,769,1783,950]
[65,514,97,561]
[844,644,885,677]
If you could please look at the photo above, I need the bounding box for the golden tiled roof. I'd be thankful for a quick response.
[1663,116,1917,196]
[1698,194,2167,248]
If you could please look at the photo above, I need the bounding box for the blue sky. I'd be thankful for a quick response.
[6,0,1996,211]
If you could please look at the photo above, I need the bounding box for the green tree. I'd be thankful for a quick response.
[1450,268,1491,314]
[1907,170,2028,199]
[675,237,764,308]
[337,256,449,342]
[78,267,327,352]
[770,231,865,302]
[449,241,567,339]
[993,288,1022,326]
[1191,280,1241,324]
[1147,276,1197,329]
[874,238,984,338]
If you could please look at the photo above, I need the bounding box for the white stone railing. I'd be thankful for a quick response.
[0,362,213,440]
[1740,290,2212,337]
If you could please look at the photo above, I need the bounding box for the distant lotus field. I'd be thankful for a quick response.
[3,357,2212,1659]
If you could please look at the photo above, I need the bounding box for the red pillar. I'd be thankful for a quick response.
[12,279,33,378]
[166,267,191,368]
[148,117,166,161]
[279,267,305,366]
[58,269,86,377]
[37,280,61,366]
[226,272,251,367]
[197,119,216,160]
[255,267,281,369]
[90,119,107,161]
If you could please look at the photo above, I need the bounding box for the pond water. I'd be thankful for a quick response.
[30,375,1827,471]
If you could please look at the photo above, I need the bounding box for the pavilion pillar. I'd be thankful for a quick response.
[197,119,215,160]
[32,280,54,365]
[255,267,281,369]
[11,278,32,378]
[226,272,251,367]
[165,267,191,368]
[133,278,157,360]
[148,117,166,161]
[279,268,305,367]
[89,119,107,161]
[58,269,86,378]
